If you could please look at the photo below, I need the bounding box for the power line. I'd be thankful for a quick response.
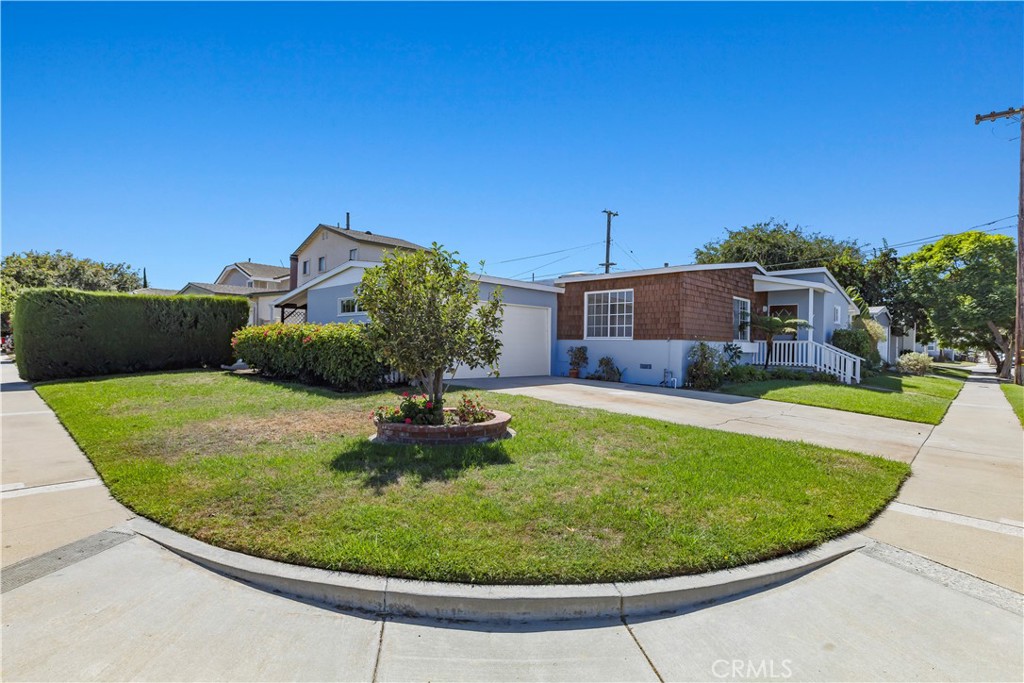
[497,241,604,264]
[510,253,583,280]
[613,239,645,268]
[759,216,1018,269]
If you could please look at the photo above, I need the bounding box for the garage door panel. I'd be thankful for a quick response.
[453,304,550,379]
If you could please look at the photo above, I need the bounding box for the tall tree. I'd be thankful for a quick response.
[1,250,143,331]
[905,232,1017,377]
[694,219,866,290]
[859,245,927,336]
[357,244,504,419]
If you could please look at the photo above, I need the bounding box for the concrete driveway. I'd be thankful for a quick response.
[456,376,932,461]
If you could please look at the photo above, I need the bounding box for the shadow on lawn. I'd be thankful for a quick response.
[329,439,513,493]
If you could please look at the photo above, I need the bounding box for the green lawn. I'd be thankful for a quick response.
[720,371,966,424]
[35,370,908,585]
[1001,383,1024,427]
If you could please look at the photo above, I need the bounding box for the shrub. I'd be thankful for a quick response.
[588,356,624,382]
[896,352,933,376]
[831,327,882,369]
[768,367,809,381]
[232,322,386,392]
[687,342,732,390]
[728,364,768,383]
[14,288,247,381]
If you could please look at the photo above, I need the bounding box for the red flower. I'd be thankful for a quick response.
[425,401,433,409]
[402,392,410,397]
[302,336,312,344]
[404,418,413,424]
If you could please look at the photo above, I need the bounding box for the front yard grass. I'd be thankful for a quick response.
[36,370,908,585]
[719,371,966,424]
[1000,383,1024,427]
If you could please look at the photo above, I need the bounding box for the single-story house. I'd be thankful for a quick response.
[178,259,290,326]
[554,263,863,384]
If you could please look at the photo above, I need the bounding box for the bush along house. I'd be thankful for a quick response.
[554,263,863,385]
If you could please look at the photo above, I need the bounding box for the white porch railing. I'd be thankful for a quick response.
[753,340,862,384]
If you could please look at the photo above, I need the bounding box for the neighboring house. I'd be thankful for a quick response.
[212,260,290,325]
[131,288,177,296]
[274,260,561,379]
[915,338,958,361]
[554,263,862,385]
[869,306,894,365]
[178,278,288,326]
[215,261,290,290]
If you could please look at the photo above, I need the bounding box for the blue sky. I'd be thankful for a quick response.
[2,2,1021,288]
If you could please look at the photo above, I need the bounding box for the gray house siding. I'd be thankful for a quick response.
[305,278,560,373]
[766,272,851,344]
[307,283,367,324]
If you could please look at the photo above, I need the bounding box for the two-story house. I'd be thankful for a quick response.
[273,223,562,378]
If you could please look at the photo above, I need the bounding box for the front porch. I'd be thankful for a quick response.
[750,272,862,383]
[752,339,862,384]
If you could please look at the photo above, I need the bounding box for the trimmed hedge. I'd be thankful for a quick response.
[15,288,248,381]
[232,322,386,391]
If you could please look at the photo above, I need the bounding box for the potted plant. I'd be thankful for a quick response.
[567,345,588,378]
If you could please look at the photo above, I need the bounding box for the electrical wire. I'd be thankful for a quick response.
[613,240,645,269]
[497,241,604,264]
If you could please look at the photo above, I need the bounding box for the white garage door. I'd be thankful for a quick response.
[452,304,551,379]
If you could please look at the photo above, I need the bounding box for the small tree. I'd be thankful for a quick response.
[357,244,504,416]
[747,313,812,369]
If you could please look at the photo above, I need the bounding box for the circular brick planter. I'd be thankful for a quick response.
[373,410,514,445]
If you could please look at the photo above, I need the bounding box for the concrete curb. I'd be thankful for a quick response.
[130,518,865,622]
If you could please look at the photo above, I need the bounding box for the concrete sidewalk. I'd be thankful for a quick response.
[2,532,1020,681]
[864,363,1024,592]
[1,356,133,566]
[457,376,932,461]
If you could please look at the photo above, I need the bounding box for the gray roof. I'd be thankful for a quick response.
[179,282,288,297]
[233,262,290,279]
[131,288,178,296]
[868,306,887,314]
[292,223,426,256]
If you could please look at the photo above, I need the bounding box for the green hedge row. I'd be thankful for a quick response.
[15,288,248,381]
[232,322,386,391]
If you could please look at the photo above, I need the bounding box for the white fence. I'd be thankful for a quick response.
[753,340,862,384]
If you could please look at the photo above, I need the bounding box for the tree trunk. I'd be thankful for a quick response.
[986,321,1013,379]
[763,335,773,370]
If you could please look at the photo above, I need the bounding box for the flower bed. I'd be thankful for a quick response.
[374,409,513,445]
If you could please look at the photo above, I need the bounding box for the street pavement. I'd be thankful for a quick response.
[2,357,1022,681]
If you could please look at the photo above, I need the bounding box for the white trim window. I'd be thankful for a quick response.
[732,297,751,342]
[301,260,309,275]
[318,256,327,272]
[349,248,358,261]
[338,298,363,316]
[833,305,841,324]
[585,289,633,339]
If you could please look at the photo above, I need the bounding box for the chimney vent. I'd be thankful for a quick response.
[346,212,351,230]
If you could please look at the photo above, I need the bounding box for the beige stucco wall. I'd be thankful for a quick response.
[295,229,388,286]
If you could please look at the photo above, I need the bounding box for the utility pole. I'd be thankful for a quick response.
[600,210,618,274]
[975,106,1024,384]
